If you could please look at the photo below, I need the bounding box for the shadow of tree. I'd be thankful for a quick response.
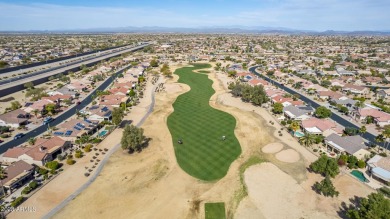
[119,119,133,128]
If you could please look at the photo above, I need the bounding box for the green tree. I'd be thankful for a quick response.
[0,60,9,68]
[121,124,146,152]
[314,175,339,197]
[321,80,332,88]
[24,81,34,89]
[150,59,158,67]
[299,133,317,147]
[359,126,367,136]
[10,101,22,110]
[45,161,59,171]
[347,193,390,219]
[0,166,7,180]
[45,103,56,115]
[310,155,340,178]
[227,70,237,77]
[315,106,332,118]
[128,89,136,97]
[289,121,300,133]
[112,107,124,126]
[26,87,48,101]
[27,137,36,145]
[272,103,284,114]
[250,85,267,106]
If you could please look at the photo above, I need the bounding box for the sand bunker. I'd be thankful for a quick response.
[275,149,300,163]
[261,142,283,154]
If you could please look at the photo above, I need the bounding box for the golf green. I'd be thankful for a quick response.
[205,202,226,219]
[167,64,241,181]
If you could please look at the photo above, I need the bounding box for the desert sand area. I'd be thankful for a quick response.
[50,64,374,219]
[6,70,161,219]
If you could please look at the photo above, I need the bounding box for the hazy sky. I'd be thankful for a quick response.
[1,0,389,31]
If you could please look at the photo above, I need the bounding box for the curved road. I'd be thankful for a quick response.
[249,66,385,148]
[42,77,160,219]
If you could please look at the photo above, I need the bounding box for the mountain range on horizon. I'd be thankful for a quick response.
[2,26,390,35]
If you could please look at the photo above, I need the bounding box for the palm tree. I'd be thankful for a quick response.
[299,134,316,147]
[375,134,385,153]
[359,126,367,136]
[28,137,36,145]
[0,166,6,180]
[382,125,390,154]
[289,121,300,134]
[32,109,39,123]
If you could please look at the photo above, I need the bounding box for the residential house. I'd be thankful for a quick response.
[362,76,383,85]
[54,119,100,141]
[367,155,390,184]
[2,136,70,166]
[248,78,269,87]
[377,89,390,100]
[0,109,30,128]
[42,94,73,105]
[283,105,314,121]
[271,95,304,107]
[49,87,78,98]
[301,117,343,137]
[342,84,370,95]
[99,94,129,107]
[336,67,357,76]
[108,87,129,96]
[317,91,343,100]
[324,134,370,159]
[83,105,113,122]
[355,108,390,127]
[67,81,88,92]
[23,99,57,114]
[0,160,34,194]
[329,96,356,110]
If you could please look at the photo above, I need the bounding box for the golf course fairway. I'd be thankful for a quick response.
[167,64,241,181]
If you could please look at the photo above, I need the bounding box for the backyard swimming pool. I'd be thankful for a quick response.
[294,131,305,137]
[98,130,108,137]
[351,170,369,183]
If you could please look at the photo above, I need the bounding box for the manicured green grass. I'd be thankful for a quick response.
[167,63,241,181]
[205,203,226,219]
[198,70,210,73]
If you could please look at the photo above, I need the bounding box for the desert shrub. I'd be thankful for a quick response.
[57,154,65,161]
[21,186,32,195]
[45,161,59,170]
[84,144,92,152]
[92,138,102,144]
[66,159,76,165]
[29,181,38,189]
[281,121,287,126]
[11,197,24,207]
[75,150,83,158]
[38,168,48,175]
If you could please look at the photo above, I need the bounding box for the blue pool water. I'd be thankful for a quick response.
[98,130,108,137]
[351,170,369,183]
[294,131,305,137]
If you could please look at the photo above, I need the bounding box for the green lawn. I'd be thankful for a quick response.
[205,202,226,219]
[167,63,241,181]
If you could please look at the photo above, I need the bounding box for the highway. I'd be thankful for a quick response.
[0,43,149,88]
[249,66,385,149]
[0,65,131,154]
